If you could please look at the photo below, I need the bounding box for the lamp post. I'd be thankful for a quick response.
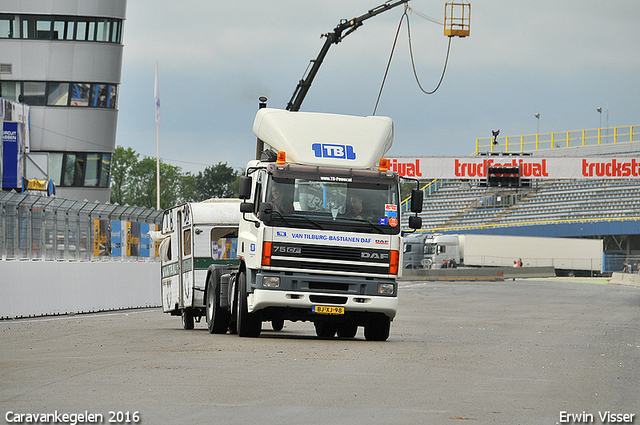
[596,107,603,144]
[534,113,540,135]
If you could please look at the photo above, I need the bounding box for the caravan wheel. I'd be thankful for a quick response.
[181,309,194,330]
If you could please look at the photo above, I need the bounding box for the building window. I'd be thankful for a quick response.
[84,153,101,187]
[53,19,66,40]
[0,14,123,43]
[2,81,117,108]
[0,81,21,101]
[70,83,90,106]
[75,20,87,41]
[49,152,112,188]
[22,82,46,106]
[47,82,69,106]
[0,14,19,38]
[100,154,111,187]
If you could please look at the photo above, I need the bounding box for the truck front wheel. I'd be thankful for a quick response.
[236,271,262,338]
[314,321,337,338]
[206,270,229,334]
[337,321,358,339]
[364,314,390,341]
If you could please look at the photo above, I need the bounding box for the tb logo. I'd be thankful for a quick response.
[312,143,356,160]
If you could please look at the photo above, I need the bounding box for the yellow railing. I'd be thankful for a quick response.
[475,125,639,154]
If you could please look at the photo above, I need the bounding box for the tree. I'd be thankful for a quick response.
[193,162,240,201]
[109,146,241,209]
[110,146,138,205]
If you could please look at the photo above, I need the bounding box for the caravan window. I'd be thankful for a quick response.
[210,227,239,260]
[183,229,192,256]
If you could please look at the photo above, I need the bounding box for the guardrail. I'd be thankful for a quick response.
[475,125,639,154]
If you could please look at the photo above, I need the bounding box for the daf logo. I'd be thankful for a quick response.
[361,252,389,260]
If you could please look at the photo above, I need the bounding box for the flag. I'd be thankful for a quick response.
[154,61,161,125]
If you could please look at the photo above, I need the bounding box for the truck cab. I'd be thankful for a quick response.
[403,233,461,269]
[228,108,421,340]
[160,108,421,341]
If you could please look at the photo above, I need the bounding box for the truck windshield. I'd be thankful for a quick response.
[262,168,400,235]
[424,243,437,255]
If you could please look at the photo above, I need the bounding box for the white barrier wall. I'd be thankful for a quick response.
[0,261,161,319]
[609,272,640,288]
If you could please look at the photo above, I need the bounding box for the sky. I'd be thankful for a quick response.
[115,0,640,174]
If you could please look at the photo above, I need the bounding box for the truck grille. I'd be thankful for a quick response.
[270,242,390,275]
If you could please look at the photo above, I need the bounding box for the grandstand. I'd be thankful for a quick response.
[400,128,640,275]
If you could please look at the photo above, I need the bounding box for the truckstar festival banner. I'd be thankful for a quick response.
[385,157,640,179]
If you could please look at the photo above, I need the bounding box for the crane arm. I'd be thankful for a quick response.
[286,0,410,112]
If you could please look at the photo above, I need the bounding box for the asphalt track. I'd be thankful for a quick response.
[1,278,639,425]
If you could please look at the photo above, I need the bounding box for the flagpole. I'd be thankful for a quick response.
[156,120,160,210]
[154,61,161,210]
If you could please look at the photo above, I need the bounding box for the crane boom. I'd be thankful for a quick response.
[285,0,410,112]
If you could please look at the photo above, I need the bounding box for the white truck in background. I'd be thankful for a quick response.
[403,233,603,276]
[157,108,423,340]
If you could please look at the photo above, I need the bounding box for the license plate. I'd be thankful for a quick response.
[312,305,345,315]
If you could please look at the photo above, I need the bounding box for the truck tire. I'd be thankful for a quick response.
[337,322,358,338]
[236,271,261,337]
[271,318,284,332]
[364,314,390,341]
[181,309,194,330]
[206,270,229,334]
[314,321,337,338]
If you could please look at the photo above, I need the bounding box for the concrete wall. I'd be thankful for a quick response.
[402,266,557,281]
[609,272,640,288]
[0,261,160,319]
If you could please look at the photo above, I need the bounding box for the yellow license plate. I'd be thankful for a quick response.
[312,305,345,315]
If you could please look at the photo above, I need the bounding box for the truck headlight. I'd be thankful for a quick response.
[378,283,394,295]
[262,276,280,288]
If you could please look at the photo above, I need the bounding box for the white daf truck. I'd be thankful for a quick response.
[159,108,422,340]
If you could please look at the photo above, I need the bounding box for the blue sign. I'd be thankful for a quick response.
[312,143,356,160]
[2,122,21,189]
[111,221,122,256]
[140,223,150,257]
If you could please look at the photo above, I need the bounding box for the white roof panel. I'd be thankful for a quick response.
[253,108,393,169]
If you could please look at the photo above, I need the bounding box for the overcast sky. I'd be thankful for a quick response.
[115,0,640,173]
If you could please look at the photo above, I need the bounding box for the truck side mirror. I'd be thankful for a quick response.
[258,203,273,222]
[238,176,252,200]
[408,215,422,229]
[240,202,254,213]
[410,189,423,213]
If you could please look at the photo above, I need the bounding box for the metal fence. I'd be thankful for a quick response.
[0,192,163,261]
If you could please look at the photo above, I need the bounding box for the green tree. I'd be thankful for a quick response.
[193,162,240,201]
[128,157,183,209]
[110,146,139,205]
[109,146,241,209]
[179,172,198,203]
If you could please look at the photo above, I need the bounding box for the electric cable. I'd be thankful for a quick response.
[406,11,452,95]
[372,7,407,115]
[372,5,453,115]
